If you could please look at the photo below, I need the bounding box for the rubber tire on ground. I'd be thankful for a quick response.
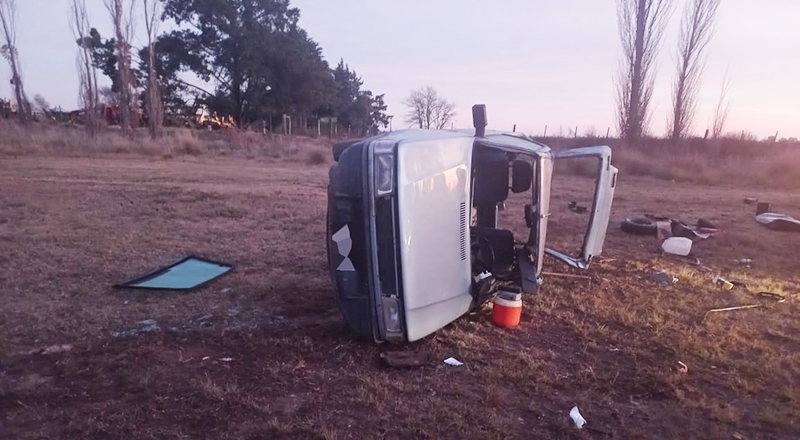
[621,217,658,236]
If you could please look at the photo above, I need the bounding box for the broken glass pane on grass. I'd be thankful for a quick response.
[115,256,232,290]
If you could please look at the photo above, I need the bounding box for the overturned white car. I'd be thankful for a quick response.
[327,106,617,342]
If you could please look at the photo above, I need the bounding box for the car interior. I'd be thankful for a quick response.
[469,144,534,301]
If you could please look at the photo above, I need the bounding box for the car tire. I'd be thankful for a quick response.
[621,217,658,236]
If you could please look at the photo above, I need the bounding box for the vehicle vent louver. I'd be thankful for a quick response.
[459,202,467,261]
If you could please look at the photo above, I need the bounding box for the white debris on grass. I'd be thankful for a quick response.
[443,357,464,366]
[569,406,586,429]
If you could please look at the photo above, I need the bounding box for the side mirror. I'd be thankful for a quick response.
[472,104,487,137]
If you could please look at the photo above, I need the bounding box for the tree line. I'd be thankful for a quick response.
[1,0,736,141]
[1,0,391,139]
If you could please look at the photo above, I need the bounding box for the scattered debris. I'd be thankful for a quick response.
[201,356,210,361]
[193,314,215,328]
[112,319,161,338]
[443,357,464,367]
[652,271,678,285]
[662,237,692,256]
[736,258,753,265]
[621,217,657,236]
[139,319,159,330]
[568,201,588,214]
[755,212,800,233]
[732,432,745,440]
[713,277,735,290]
[34,344,73,355]
[380,351,432,368]
[757,292,786,302]
[677,361,688,374]
[702,304,762,323]
[221,288,232,294]
[696,218,716,229]
[219,358,233,362]
[569,406,587,429]
[656,220,672,240]
[743,197,758,205]
[622,215,720,240]
[672,220,719,240]
[115,256,232,291]
[755,202,772,215]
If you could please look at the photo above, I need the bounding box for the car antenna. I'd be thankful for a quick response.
[472,104,487,137]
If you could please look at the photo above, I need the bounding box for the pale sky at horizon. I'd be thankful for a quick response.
[3,0,799,139]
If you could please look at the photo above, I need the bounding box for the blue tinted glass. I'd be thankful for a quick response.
[127,258,230,289]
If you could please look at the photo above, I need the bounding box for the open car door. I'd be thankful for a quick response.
[545,146,618,269]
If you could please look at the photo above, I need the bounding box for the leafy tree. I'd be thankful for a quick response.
[331,60,389,135]
[161,0,335,126]
[136,37,201,116]
[76,28,119,92]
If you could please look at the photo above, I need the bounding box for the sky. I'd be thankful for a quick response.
[3,0,799,139]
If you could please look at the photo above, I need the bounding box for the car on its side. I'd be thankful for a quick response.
[327,106,617,342]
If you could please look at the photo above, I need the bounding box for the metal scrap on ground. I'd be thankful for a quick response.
[755,212,800,233]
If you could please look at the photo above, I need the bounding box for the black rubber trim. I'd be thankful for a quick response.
[332,138,365,162]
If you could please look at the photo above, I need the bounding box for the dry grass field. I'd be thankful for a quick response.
[1,144,799,439]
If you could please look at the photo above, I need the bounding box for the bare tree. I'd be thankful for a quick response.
[0,0,30,121]
[669,0,720,140]
[615,0,673,141]
[712,69,731,138]
[104,0,136,136]
[143,0,162,139]
[402,86,456,129]
[71,0,100,135]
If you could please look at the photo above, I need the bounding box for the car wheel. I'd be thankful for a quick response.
[621,217,658,236]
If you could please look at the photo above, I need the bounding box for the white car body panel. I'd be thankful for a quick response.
[396,135,475,342]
